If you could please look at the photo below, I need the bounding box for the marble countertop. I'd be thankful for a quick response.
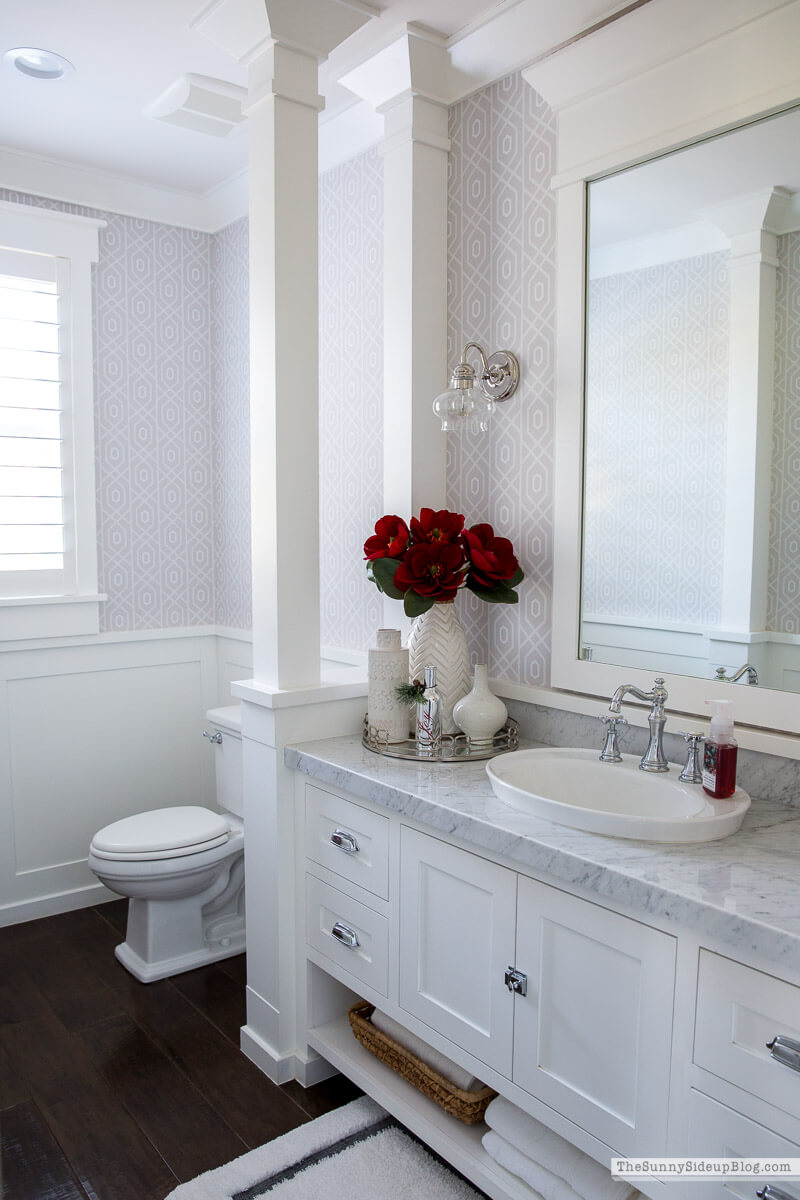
[285,735,800,972]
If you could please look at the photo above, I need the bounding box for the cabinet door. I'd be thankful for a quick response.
[399,826,517,1075]
[513,876,676,1154]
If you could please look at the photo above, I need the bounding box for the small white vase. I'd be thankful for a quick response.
[367,628,410,742]
[407,601,471,736]
[453,664,507,746]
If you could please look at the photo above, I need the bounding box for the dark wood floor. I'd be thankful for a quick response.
[0,899,361,1200]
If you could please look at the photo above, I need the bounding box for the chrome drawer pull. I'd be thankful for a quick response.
[766,1035,800,1073]
[757,1187,795,1200]
[330,829,359,854]
[331,921,360,949]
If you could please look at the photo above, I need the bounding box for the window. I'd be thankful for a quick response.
[0,201,103,640]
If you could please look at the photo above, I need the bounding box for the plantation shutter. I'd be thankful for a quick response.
[0,246,71,597]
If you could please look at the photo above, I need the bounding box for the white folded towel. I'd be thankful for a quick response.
[369,1009,483,1093]
[484,1096,636,1200]
[483,1130,578,1200]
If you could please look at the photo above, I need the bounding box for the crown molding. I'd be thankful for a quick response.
[0,143,248,233]
[0,0,651,230]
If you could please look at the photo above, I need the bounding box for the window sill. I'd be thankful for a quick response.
[0,595,106,642]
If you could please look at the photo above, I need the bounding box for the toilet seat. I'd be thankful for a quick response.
[90,806,231,862]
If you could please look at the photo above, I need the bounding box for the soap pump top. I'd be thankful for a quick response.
[706,698,735,741]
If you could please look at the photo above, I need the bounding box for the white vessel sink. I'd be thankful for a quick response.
[486,747,750,842]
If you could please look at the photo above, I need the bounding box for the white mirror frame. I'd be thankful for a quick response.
[524,0,800,743]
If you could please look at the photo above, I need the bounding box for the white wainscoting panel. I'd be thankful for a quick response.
[0,632,229,924]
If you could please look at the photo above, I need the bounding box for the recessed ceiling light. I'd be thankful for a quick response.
[4,47,75,80]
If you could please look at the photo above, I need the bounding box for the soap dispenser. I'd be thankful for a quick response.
[702,699,738,799]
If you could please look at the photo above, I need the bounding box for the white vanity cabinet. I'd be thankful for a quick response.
[399,825,676,1155]
[293,767,800,1200]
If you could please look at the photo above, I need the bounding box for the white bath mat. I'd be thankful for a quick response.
[164,1096,487,1200]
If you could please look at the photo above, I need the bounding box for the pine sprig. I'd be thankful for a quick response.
[395,679,426,705]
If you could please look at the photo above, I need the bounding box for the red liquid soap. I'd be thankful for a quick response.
[702,740,738,799]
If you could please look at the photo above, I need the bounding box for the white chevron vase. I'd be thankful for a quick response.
[408,601,472,735]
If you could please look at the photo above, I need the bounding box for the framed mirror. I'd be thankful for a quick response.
[582,106,800,694]
[535,0,800,742]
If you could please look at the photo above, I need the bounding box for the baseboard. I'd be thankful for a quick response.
[0,880,117,927]
[240,1023,304,1085]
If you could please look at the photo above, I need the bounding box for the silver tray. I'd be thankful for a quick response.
[362,714,519,762]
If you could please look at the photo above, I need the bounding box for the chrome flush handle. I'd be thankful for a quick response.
[330,829,359,854]
[756,1187,796,1200]
[203,729,222,744]
[331,921,360,950]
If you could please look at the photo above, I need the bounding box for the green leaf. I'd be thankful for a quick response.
[466,578,520,604]
[507,567,524,588]
[367,557,405,599]
[404,590,435,618]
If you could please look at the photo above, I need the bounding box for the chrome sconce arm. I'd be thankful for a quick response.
[433,342,520,432]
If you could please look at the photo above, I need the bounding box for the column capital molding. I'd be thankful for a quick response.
[340,26,451,111]
[192,0,377,66]
[245,43,325,113]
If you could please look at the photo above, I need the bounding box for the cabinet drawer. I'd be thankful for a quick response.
[687,1090,800,1199]
[305,873,389,996]
[305,785,389,899]
[695,951,800,1125]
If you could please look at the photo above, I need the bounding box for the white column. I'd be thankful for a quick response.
[195,0,376,1083]
[342,29,451,630]
[246,44,324,689]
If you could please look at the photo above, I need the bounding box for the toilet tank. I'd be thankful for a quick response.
[205,705,243,819]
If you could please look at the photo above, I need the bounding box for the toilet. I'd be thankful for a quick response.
[88,704,245,983]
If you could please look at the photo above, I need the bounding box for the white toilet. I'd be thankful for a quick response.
[88,704,245,983]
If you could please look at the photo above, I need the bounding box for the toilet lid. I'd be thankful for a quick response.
[91,806,230,860]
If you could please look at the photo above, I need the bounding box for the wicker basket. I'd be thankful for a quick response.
[348,1001,496,1124]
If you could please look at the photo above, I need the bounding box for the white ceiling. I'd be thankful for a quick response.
[0,0,512,196]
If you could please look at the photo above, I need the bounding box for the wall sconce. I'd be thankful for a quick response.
[433,342,520,433]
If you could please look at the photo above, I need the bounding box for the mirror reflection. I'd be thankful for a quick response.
[582,106,800,693]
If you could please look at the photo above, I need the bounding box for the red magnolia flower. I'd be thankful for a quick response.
[394,542,467,601]
[409,507,464,544]
[364,515,410,560]
[463,523,519,589]
[365,507,523,617]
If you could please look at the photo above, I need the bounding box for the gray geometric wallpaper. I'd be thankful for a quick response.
[446,73,557,686]
[92,212,215,631]
[769,230,800,634]
[584,253,730,626]
[211,217,251,631]
[0,188,249,633]
[318,147,384,653]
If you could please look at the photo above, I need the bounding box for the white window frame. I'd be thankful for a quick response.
[0,200,105,642]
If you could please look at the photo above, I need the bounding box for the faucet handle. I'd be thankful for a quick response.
[676,731,705,784]
[598,714,628,763]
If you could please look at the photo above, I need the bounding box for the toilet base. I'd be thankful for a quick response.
[115,926,246,983]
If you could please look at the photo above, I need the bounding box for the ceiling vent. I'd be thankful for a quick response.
[143,74,247,138]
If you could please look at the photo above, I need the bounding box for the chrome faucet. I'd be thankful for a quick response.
[715,663,759,686]
[608,677,669,772]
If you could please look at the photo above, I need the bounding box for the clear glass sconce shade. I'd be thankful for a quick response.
[432,385,480,431]
[469,392,496,433]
